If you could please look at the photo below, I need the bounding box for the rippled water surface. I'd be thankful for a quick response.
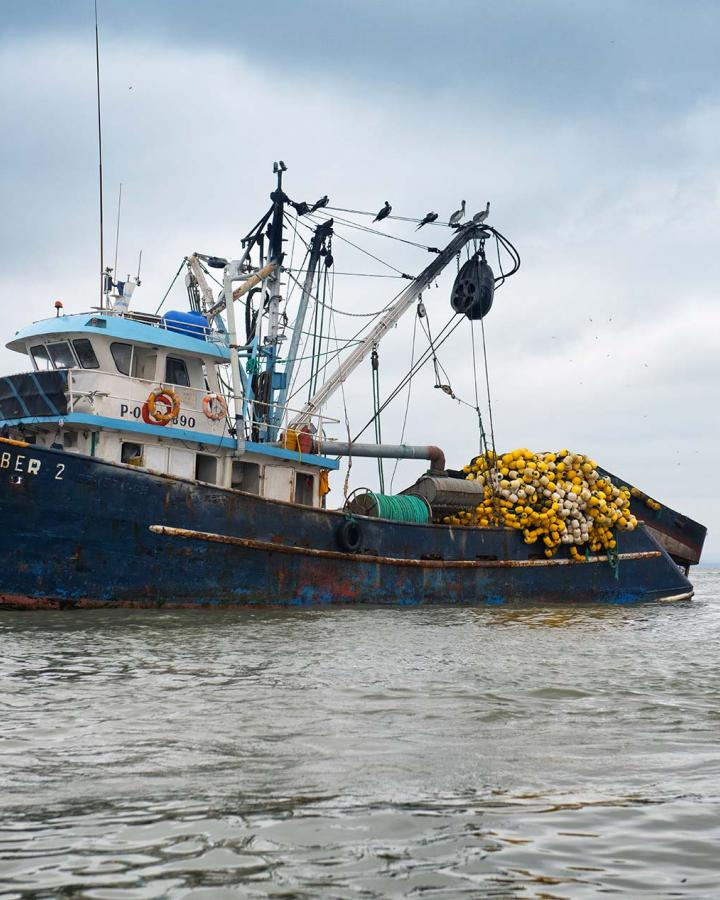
[2,571,720,898]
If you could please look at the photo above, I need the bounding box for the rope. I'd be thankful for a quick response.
[367,492,430,523]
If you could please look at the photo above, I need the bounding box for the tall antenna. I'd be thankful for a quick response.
[113,182,123,274]
[94,0,105,309]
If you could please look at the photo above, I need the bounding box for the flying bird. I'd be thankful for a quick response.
[448,200,466,227]
[472,202,490,224]
[416,211,438,230]
[373,201,392,223]
[309,195,329,213]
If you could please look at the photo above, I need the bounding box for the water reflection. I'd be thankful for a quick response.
[0,571,718,897]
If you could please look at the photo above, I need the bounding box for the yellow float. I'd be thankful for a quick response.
[442,449,638,560]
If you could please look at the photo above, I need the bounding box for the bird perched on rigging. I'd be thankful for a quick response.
[373,201,392,223]
[416,211,438,230]
[309,195,329,213]
[448,200,466,227]
[472,202,490,225]
[290,199,310,216]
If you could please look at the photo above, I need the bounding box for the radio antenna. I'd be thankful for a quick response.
[113,182,123,274]
[94,0,105,309]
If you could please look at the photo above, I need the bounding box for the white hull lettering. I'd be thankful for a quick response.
[1,452,43,476]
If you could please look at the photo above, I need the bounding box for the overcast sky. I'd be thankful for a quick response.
[2,0,718,560]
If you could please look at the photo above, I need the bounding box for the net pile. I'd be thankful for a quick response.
[442,449,639,560]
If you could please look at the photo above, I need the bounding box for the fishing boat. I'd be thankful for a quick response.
[0,164,706,609]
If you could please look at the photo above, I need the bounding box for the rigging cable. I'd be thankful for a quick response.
[309,209,439,253]
[389,308,419,494]
[328,288,354,501]
[324,205,448,227]
[351,312,465,444]
[370,346,385,492]
[297,214,412,277]
[154,258,187,315]
[286,281,411,403]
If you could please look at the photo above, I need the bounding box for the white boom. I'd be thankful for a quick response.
[288,224,487,430]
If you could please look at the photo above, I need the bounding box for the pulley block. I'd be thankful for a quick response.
[450,254,495,320]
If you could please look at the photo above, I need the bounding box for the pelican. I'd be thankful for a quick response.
[416,211,438,230]
[373,201,392,223]
[472,202,490,224]
[448,200,466,226]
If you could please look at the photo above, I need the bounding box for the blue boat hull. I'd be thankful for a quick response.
[0,441,694,608]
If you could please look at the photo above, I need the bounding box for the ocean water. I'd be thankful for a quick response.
[1,570,719,898]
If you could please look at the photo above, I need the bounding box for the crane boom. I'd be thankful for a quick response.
[289,224,487,430]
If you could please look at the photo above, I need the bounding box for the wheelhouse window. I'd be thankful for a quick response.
[46,341,77,369]
[111,342,132,375]
[30,344,51,370]
[72,338,99,369]
[165,356,190,387]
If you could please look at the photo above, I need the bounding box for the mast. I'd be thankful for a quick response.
[274,218,333,430]
[94,0,105,309]
[254,161,287,438]
[266,162,286,365]
[289,223,488,430]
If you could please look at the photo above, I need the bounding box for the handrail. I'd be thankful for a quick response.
[67,368,338,428]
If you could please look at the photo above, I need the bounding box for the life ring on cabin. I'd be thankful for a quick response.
[144,388,180,426]
[336,518,363,553]
[202,393,228,421]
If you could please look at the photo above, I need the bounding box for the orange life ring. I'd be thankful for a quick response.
[202,393,228,421]
[145,388,180,425]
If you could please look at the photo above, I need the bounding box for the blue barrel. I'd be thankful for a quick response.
[161,310,209,341]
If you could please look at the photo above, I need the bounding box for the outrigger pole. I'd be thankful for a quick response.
[289,223,490,430]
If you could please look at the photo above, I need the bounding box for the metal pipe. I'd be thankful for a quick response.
[222,268,244,444]
[315,441,445,473]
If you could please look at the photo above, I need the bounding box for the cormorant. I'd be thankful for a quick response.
[373,201,392,223]
[416,211,438,230]
[309,195,329,213]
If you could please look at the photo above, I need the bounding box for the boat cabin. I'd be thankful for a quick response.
[1,307,337,506]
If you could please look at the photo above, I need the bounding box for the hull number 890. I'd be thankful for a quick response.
[120,404,196,429]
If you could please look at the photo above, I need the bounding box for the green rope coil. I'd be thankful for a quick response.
[367,492,430,523]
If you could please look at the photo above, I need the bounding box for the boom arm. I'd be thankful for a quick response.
[289,224,487,429]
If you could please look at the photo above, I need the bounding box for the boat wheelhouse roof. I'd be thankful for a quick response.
[7,312,231,362]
